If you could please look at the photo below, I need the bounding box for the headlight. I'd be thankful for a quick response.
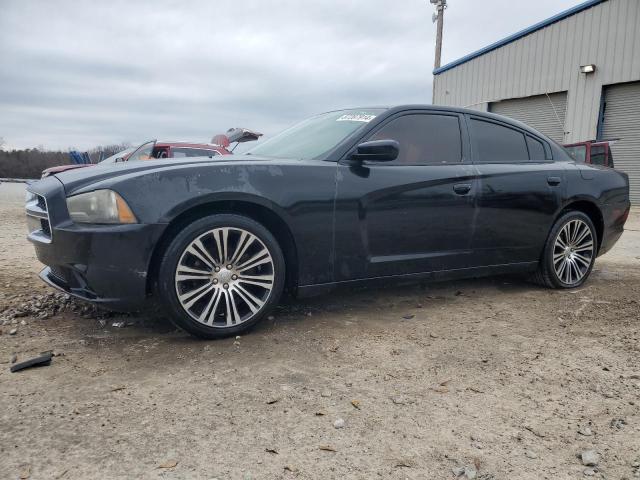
[66,189,138,224]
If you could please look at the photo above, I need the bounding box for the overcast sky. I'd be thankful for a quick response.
[0,0,581,150]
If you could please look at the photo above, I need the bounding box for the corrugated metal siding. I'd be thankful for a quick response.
[433,0,640,144]
[602,81,640,204]
[489,92,567,143]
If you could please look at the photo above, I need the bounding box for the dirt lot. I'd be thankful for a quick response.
[1,181,639,480]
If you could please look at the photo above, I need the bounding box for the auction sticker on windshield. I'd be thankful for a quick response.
[336,113,377,122]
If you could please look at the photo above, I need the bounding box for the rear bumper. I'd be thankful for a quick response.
[599,202,630,256]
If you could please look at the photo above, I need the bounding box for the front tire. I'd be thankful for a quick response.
[157,214,285,339]
[533,211,597,289]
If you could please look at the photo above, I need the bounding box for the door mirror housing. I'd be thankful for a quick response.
[351,139,399,162]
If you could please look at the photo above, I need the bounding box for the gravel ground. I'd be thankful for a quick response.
[1,181,639,480]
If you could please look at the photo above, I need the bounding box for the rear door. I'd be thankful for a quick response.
[333,111,478,281]
[469,115,564,266]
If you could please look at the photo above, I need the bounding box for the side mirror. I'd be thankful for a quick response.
[351,139,399,162]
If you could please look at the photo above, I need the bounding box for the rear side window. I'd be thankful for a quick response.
[526,136,547,161]
[590,145,606,166]
[368,114,462,165]
[471,118,528,163]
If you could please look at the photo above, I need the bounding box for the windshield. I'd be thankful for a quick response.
[100,147,135,164]
[247,109,386,159]
[127,140,157,162]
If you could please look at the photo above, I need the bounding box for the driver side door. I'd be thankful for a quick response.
[333,111,478,281]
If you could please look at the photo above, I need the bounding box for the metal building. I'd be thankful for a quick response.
[433,0,640,203]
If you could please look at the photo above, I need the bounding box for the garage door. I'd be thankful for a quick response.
[490,92,567,143]
[602,81,640,205]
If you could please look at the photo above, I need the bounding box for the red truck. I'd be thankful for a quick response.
[564,140,615,168]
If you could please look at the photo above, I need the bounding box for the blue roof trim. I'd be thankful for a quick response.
[433,0,606,75]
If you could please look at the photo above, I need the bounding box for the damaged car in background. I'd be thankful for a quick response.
[40,128,263,177]
[26,105,630,338]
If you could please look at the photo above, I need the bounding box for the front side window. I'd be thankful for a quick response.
[367,114,462,165]
[172,148,218,158]
[471,119,528,163]
[247,109,386,160]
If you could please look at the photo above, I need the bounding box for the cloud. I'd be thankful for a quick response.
[0,0,580,150]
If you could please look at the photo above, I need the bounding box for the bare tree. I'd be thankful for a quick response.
[0,137,5,150]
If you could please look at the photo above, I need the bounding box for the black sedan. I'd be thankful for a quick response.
[26,105,630,338]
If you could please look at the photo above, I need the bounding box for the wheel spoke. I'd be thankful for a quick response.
[213,230,225,265]
[180,282,214,310]
[573,252,591,269]
[222,228,229,264]
[573,227,590,247]
[187,244,215,270]
[236,249,270,272]
[556,260,566,281]
[574,240,593,252]
[557,228,568,248]
[199,288,222,325]
[233,284,265,313]
[229,232,254,266]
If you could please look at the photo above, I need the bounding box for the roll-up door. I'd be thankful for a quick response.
[490,92,567,144]
[602,81,640,205]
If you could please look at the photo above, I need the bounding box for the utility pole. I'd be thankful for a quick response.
[431,0,447,69]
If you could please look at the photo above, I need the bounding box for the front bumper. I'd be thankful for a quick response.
[26,177,166,310]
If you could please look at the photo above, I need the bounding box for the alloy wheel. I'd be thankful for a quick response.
[552,219,594,285]
[174,227,275,327]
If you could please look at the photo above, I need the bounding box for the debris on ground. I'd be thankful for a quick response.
[0,291,130,323]
[333,418,345,429]
[350,399,361,409]
[10,351,53,372]
[610,418,626,430]
[158,460,178,469]
[318,445,336,452]
[581,450,600,467]
[452,465,477,479]
[578,425,593,436]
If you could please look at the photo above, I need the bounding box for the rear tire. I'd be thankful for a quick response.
[532,211,597,289]
[157,214,285,339]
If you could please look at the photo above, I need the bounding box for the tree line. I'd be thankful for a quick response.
[0,143,130,179]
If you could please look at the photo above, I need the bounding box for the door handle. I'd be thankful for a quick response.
[547,176,561,186]
[453,183,472,195]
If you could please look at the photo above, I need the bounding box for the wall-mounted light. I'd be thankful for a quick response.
[580,64,596,74]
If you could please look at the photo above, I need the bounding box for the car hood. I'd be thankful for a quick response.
[50,154,293,194]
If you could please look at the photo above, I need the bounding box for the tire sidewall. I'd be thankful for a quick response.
[544,211,597,289]
[158,214,285,338]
